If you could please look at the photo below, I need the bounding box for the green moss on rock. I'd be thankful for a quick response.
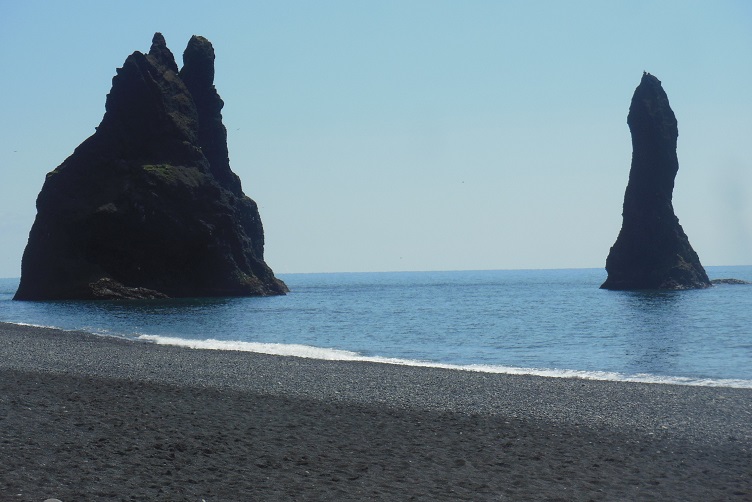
[142,164,206,188]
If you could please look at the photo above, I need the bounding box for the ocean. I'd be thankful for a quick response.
[1,266,751,388]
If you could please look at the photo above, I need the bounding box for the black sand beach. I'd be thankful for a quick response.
[1,322,750,501]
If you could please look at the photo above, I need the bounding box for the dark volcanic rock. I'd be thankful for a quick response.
[14,33,288,300]
[710,278,750,285]
[601,73,710,290]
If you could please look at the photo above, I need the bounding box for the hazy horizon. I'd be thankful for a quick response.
[1,1,750,277]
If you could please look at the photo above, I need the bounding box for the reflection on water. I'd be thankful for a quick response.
[604,276,752,380]
[618,290,685,376]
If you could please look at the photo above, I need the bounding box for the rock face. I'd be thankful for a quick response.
[601,73,710,290]
[14,33,288,300]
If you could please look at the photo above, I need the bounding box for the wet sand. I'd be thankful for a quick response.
[1,322,750,501]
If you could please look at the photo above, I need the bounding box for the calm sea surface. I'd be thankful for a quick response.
[1,266,751,387]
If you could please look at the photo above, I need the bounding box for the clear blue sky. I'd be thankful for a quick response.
[1,1,750,277]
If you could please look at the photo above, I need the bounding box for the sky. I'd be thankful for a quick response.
[0,1,750,277]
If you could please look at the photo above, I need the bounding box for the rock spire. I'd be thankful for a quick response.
[601,72,710,290]
[14,33,287,300]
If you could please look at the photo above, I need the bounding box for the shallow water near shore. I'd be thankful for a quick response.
[1,266,751,387]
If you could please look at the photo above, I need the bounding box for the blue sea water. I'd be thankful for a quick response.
[1,266,751,387]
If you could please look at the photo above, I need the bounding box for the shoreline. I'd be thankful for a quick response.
[140,332,752,389]
[8,321,752,389]
[1,321,751,500]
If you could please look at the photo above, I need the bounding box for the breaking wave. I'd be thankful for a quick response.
[138,334,752,389]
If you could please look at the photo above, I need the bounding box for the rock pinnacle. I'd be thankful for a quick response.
[14,34,287,300]
[601,73,710,290]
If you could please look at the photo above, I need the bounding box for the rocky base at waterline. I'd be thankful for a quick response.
[1,322,750,501]
[14,33,287,301]
[602,73,710,291]
[711,278,750,285]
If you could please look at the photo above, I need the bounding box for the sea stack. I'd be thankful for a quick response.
[601,73,710,290]
[14,33,288,300]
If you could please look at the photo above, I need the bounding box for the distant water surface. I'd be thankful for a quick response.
[1,267,751,387]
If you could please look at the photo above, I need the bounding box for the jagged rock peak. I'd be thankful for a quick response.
[148,32,179,73]
[626,72,679,199]
[14,34,287,300]
[601,73,710,290]
[630,72,678,145]
[181,35,216,87]
[179,35,241,194]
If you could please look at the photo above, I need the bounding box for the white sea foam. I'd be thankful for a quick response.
[137,335,752,389]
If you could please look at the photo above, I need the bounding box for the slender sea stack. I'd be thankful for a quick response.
[14,33,288,300]
[601,73,710,290]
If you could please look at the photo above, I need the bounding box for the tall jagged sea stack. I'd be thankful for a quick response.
[601,73,710,290]
[14,34,288,300]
